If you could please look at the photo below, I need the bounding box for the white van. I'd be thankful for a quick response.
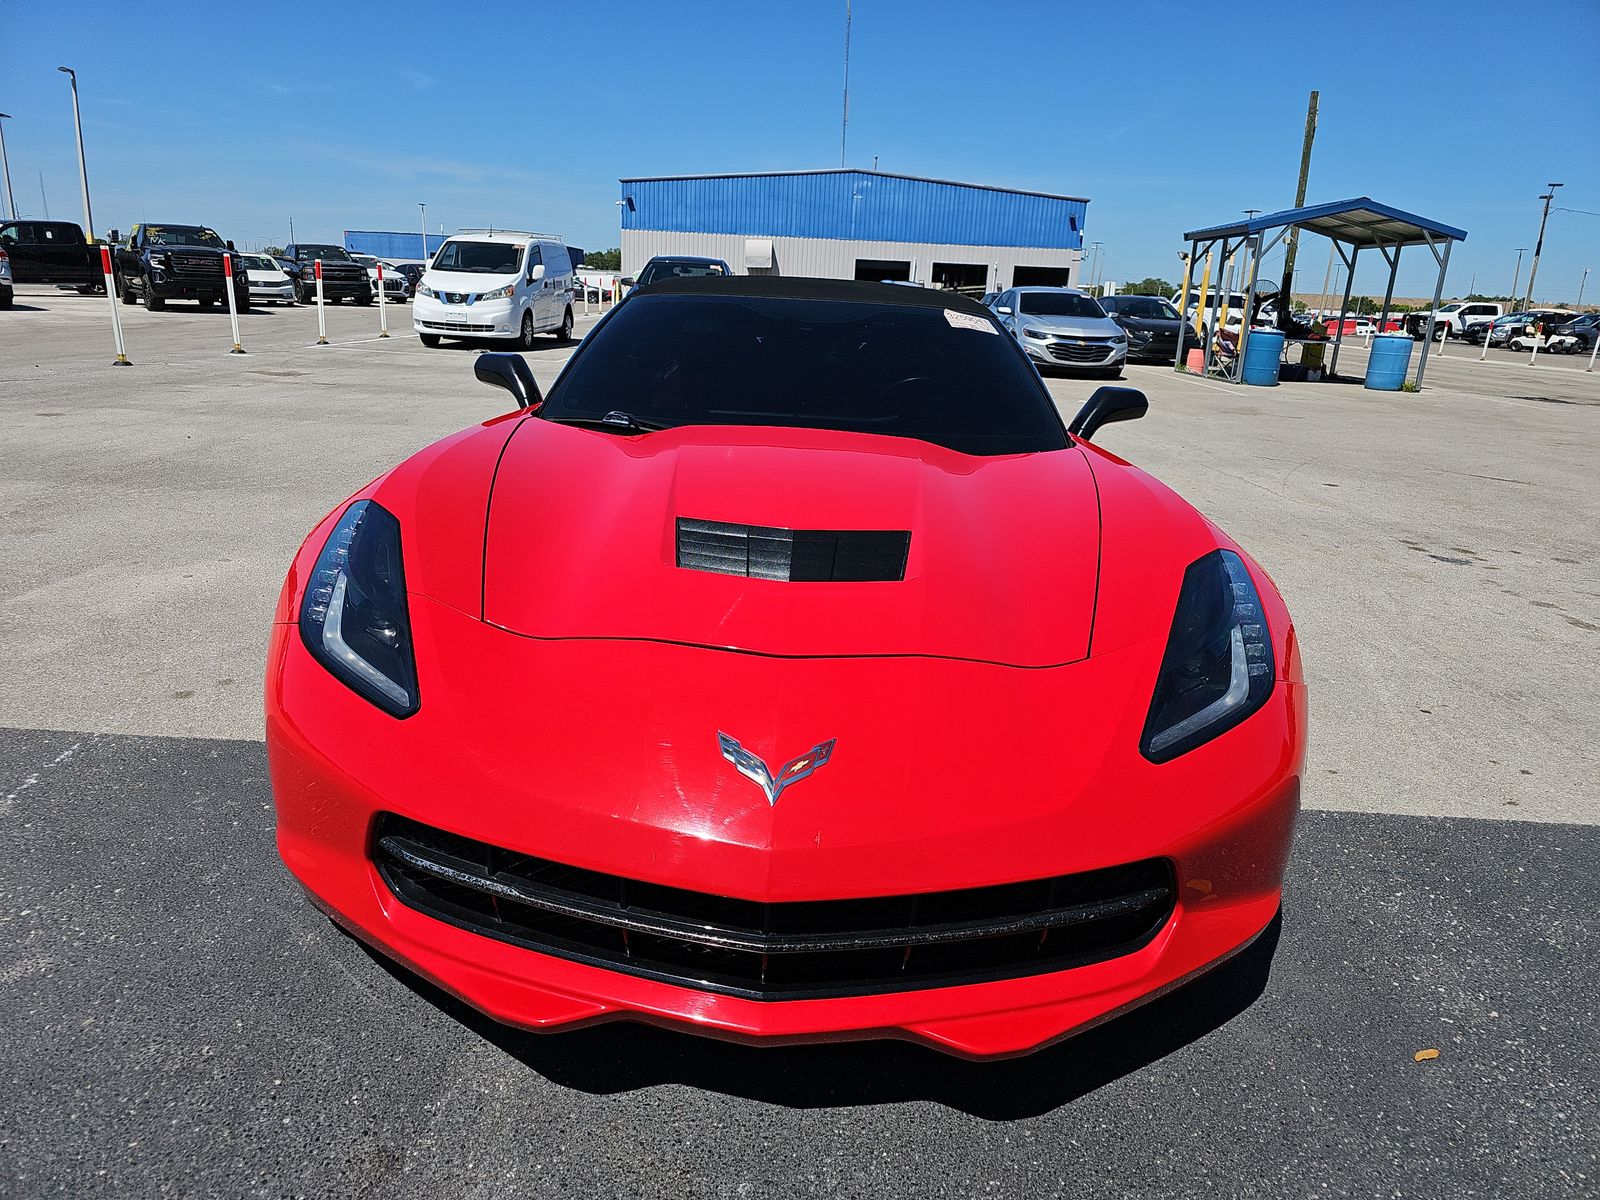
[413,229,575,348]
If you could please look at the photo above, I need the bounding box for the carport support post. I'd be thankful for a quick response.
[1174,246,1196,370]
[222,252,244,353]
[1203,237,1230,377]
[1329,244,1358,378]
[1414,235,1451,388]
[1378,245,1399,329]
[1237,232,1264,384]
[314,259,328,346]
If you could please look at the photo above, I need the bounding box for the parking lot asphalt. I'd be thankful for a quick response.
[2,726,1594,1198]
[2,285,1597,1196]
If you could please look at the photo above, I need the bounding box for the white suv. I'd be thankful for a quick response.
[414,230,575,348]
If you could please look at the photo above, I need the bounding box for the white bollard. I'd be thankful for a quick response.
[314,258,328,345]
[1479,322,1491,361]
[99,244,131,366]
[376,260,389,338]
[1528,325,1540,367]
[222,251,244,354]
[1588,333,1599,372]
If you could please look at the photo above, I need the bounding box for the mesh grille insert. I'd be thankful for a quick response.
[372,814,1176,1001]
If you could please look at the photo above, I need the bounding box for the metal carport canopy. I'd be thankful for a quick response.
[1183,197,1467,249]
[1180,197,1467,388]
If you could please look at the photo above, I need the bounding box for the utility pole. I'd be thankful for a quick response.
[0,113,15,221]
[1508,248,1527,307]
[839,0,852,167]
[39,172,48,219]
[1576,267,1589,307]
[419,202,427,263]
[1279,89,1318,322]
[1523,183,1561,311]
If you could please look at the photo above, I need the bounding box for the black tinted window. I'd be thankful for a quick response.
[638,259,727,286]
[1018,291,1105,318]
[546,294,1066,456]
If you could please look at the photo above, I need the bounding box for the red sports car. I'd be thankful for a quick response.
[267,276,1306,1059]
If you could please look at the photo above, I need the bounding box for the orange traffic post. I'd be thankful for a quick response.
[222,251,244,353]
[99,244,131,366]
[314,258,328,345]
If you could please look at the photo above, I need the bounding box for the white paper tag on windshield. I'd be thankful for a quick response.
[944,309,997,334]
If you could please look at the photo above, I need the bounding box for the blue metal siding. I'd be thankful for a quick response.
[619,172,1085,250]
[344,230,450,259]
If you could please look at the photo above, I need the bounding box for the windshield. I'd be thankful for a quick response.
[431,240,522,274]
[146,225,225,249]
[545,293,1067,456]
[1018,291,1105,319]
[1115,297,1180,320]
[638,259,728,286]
[245,256,278,270]
[297,244,350,261]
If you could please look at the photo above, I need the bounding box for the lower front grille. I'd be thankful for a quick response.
[420,319,493,333]
[1047,340,1114,363]
[372,815,1175,1001]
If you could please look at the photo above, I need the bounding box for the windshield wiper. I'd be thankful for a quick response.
[548,411,675,434]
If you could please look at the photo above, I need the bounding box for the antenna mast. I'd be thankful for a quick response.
[840,0,851,167]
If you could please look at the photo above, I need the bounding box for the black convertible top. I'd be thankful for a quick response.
[632,274,995,317]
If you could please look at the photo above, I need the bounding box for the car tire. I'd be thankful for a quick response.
[144,279,165,311]
[516,311,536,350]
[554,306,573,340]
[0,288,12,310]
[119,278,136,305]
[293,280,306,304]
[356,292,372,307]
[418,333,441,348]
[198,297,215,309]
[236,289,251,313]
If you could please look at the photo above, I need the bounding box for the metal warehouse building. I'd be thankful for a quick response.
[619,170,1087,293]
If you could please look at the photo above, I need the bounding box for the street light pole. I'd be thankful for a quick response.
[419,202,428,264]
[0,113,15,221]
[1577,267,1590,308]
[57,67,97,243]
[1522,183,1562,312]
[1508,248,1527,310]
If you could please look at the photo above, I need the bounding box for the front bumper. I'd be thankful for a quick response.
[1022,336,1129,371]
[250,282,296,302]
[413,293,519,337]
[268,589,1305,1059]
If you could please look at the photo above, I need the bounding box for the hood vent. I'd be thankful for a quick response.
[677,518,910,582]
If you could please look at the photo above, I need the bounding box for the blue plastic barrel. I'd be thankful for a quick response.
[1241,330,1285,386]
[1364,334,1413,390]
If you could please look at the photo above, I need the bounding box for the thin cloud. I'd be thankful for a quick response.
[394,68,435,91]
[249,78,334,96]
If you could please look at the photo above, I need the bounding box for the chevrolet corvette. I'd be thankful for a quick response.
[266,276,1306,1059]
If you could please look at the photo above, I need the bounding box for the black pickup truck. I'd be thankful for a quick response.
[0,219,102,292]
[281,243,372,305]
[112,223,249,311]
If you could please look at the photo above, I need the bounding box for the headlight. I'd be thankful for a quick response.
[416,282,435,298]
[1024,326,1054,340]
[1110,334,1127,344]
[298,500,419,718]
[1141,549,1273,762]
[478,283,515,300]
[148,253,170,268]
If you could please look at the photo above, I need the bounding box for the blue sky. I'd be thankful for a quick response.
[5,0,1597,300]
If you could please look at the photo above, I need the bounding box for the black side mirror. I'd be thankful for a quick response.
[108,229,121,245]
[474,352,543,410]
[1068,386,1148,442]
[226,239,236,252]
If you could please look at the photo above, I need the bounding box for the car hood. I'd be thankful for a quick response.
[479,421,1101,666]
[423,268,519,293]
[1019,314,1121,337]
[1116,314,1185,332]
